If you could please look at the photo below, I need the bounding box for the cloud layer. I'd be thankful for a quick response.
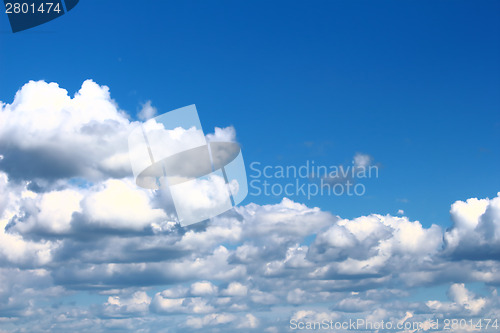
[0,81,499,332]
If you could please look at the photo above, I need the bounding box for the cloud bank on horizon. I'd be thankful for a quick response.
[0,80,499,332]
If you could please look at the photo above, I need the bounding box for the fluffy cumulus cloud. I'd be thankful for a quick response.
[0,80,499,332]
[444,194,500,259]
[5,178,168,238]
[0,80,134,182]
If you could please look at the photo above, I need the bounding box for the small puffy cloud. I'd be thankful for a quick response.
[353,153,372,168]
[237,313,259,329]
[206,126,236,142]
[448,283,487,315]
[137,100,157,120]
[222,282,248,297]
[427,283,486,315]
[190,281,218,296]
[151,295,186,314]
[103,291,151,316]
[291,310,340,324]
[323,152,377,185]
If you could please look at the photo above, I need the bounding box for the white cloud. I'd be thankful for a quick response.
[236,198,336,240]
[151,295,185,314]
[353,152,372,168]
[206,126,236,142]
[427,283,486,316]
[0,80,134,181]
[7,178,167,236]
[0,176,56,267]
[291,310,340,324]
[190,281,218,296]
[309,214,443,279]
[448,283,487,315]
[151,294,215,315]
[0,188,499,331]
[80,178,166,231]
[169,174,235,225]
[237,313,259,329]
[222,282,248,297]
[14,188,83,235]
[444,193,500,259]
[0,172,10,218]
[158,286,189,299]
[137,100,157,120]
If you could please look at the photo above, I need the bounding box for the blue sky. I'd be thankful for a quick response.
[0,1,500,332]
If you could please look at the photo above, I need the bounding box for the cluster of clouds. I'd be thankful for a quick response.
[0,80,499,332]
